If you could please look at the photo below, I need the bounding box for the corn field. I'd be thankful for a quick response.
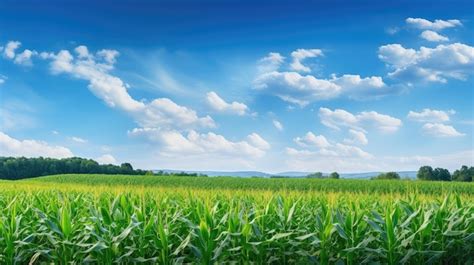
[0,175,473,264]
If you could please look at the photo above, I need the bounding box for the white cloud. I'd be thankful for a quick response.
[407,108,455,123]
[288,130,373,172]
[272,119,283,131]
[206,91,248,115]
[139,98,215,129]
[14,49,37,66]
[42,46,214,130]
[290,48,323,72]
[286,143,372,159]
[258,52,285,73]
[3,41,21,59]
[254,71,341,106]
[95,154,117,164]
[319,107,402,133]
[406,17,462,31]
[0,131,73,158]
[330,74,388,99]
[52,130,59,135]
[344,129,368,145]
[70,136,87,143]
[247,133,271,150]
[128,128,270,158]
[420,30,449,42]
[294,132,331,148]
[97,49,119,64]
[422,123,465,137]
[378,43,474,83]
[74,45,91,59]
[254,52,390,105]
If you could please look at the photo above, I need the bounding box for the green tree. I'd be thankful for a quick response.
[120,163,134,174]
[373,172,400,180]
[433,167,451,181]
[306,172,323,178]
[417,166,434,180]
[329,172,340,179]
[452,165,473,182]
[0,157,147,180]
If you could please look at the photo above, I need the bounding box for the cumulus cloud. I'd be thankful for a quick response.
[319,107,402,133]
[407,108,455,123]
[344,129,368,145]
[272,119,283,131]
[74,45,92,59]
[96,154,117,164]
[206,91,248,115]
[1,41,38,65]
[2,41,21,59]
[254,71,340,106]
[290,48,323,72]
[128,128,270,158]
[378,43,474,83]
[294,132,331,148]
[42,46,215,130]
[258,52,285,73]
[254,51,390,105]
[288,130,373,173]
[329,74,388,99]
[0,132,73,158]
[422,123,465,137]
[420,30,449,42]
[406,17,462,31]
[287,142,372,159]
[14,49,38,66]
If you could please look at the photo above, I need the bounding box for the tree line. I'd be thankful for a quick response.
[0,157,148,180]
[416,165,473,182]
[371,165,473,181]
[0,157,208,180]
[304,165,473,182]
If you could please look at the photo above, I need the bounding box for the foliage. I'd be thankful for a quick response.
[373,172,400,180]
[417,165,472,182]
[417,166,452,181]
[25,174,474,195]
[329,172,340,179]
[452,165,474,182]
[0,176,472,264]
[306,172,323,178]
[0,157,208,180]
[417,166,434,181]
[433,167,451,181]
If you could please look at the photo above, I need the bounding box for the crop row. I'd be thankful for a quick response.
[0,187,473,264]
[26,174,474,195]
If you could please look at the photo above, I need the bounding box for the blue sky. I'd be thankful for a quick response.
[1,0,473,173]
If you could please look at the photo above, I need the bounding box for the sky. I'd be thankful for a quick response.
[0,0,473,173]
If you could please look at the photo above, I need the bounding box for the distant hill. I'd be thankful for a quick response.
[155,169,418,179]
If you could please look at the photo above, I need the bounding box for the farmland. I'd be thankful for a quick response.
[0,174,473,264]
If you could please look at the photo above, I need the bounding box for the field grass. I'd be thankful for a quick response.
[0,174,473,264]
[26,174,474,195]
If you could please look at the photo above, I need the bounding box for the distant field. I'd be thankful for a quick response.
[0,174,473,264]
[24,173,474,195]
